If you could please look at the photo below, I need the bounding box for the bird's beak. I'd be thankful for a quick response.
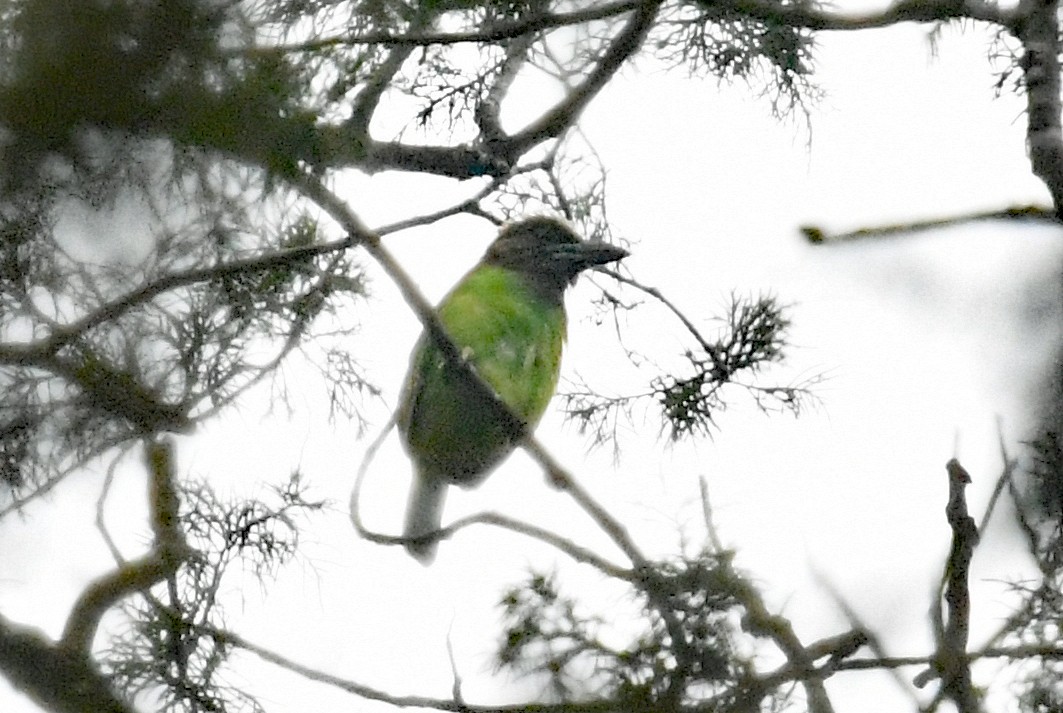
[556,241,629,271]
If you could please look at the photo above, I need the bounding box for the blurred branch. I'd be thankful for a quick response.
[19,348,191,435]
[0,614,135,713]
[0,233,364,440]
[0,438,133,518]
[729,566,836,713]
[1015,0,1063,217]
[506,1,662,154]
[698,476,726,552]
[254,2,645,51]
[61,438,190,654]
[913,459,982,713]
[352,456,635,578]
[329,0,664,178]
[259,0,1014,53]
[0,439,188,713]
[0,180,505,390]
[706,0,1014,31]
[202,621,636,713]
[0,238,358,362]
[475,17,537,147]
[976,424,1020,536]
[757,629,870,697]
[800,204,1057,244]
[348,13,425,136]
[980,642,1063,659]
[811,566,923,703]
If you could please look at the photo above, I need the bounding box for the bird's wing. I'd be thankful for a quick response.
[395,331,428,440]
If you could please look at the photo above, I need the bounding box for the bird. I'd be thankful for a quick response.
[396,217,628,563]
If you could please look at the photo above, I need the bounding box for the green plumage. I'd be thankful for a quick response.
[397,217,627,563]
[401,265,565,483]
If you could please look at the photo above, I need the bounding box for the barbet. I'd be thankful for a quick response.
[397,217,628,563]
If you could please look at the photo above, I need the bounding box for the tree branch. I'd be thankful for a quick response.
[0,237,355,368]
[1015,0,1063,216]
[347,11,429,136]
[705,0,1015,31]
[800,204,1058,244]
[0,615,135,713]
[61,438,190,654]
[731,570,837,713]
[0,431,189,713]
[205,624,629,713]
[249,1,645,51]
[475,16,538,147]
[913,459,982,713]
[507,0,664,153]
[355,140,515,178]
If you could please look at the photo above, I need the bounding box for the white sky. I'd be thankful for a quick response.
[2,14,1061,713]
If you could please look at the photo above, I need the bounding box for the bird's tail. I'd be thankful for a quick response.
[403,472,447,565]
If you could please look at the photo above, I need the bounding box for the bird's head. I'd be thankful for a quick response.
[484,217,628,299]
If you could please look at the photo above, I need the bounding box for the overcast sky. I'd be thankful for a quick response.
[2,12,1060,713]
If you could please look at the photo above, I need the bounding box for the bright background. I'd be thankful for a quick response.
[2,13,1060,713]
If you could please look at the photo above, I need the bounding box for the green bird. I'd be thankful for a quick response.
[397,217,628,563]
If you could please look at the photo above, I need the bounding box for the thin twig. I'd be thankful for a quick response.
[977,420,1019,536]
[811,567,920,703]
[604,269,714,353]
[95,447,134,564]
[697,475,725,553]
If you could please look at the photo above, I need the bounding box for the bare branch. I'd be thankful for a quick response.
[0,238,357,362]
[913,459,983,713]
[348,12,428,136]
[201,623,627,713]
[801,204,1058,243]
[732,569,836,713]
[0,614,135,713]
[705,0,1015,31]
[976,422,1020,536]
[811,567,922,702]
[476,20,538,146]
[606,270,714,352]
[249,2,646,51]
[1014,0,1063,216]
[508,1,664,153]
[61,438,190,654]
